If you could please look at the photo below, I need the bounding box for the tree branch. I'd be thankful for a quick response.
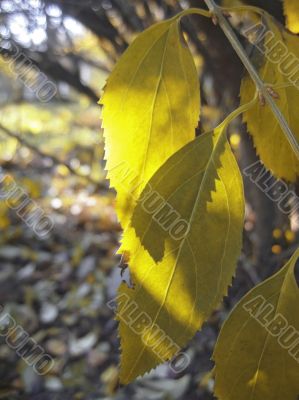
[203,0,299,160]
[0,123,108,191]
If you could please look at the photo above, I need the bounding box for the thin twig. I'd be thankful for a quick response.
[0,123,108,191]
[202,0,299,160]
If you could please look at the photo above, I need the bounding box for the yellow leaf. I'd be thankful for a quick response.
[116,104,247,384]
[273,228,283,239]
[0,203,10,230]
[240,15,299,182]
[214,247,299,400]
[100,16,200,231]
[272,244,282,254]
[284,0,299,33]
[285,229,296,242]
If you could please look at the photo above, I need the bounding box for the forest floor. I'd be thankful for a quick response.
[0,113,297,400]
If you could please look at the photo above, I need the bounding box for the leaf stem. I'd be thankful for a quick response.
[178,8,212,19]
[202,0,299,160]
[219,91,259,131]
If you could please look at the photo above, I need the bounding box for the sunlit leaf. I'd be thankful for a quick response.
[240,14,299,181]
[100,16,200,231]
[284,0,299,33]
[214,247,299,400]
[116,107,246,384]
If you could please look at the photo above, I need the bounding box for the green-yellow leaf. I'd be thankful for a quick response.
[284,0,299,33]
[100,16,200,230]
[214,247,299,400]
[240,14,299,181]
[116,107,246,384]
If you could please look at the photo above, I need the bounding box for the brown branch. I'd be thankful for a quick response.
[0,123,109,192]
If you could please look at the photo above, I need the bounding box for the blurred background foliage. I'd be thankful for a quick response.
[0,1,298,399]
